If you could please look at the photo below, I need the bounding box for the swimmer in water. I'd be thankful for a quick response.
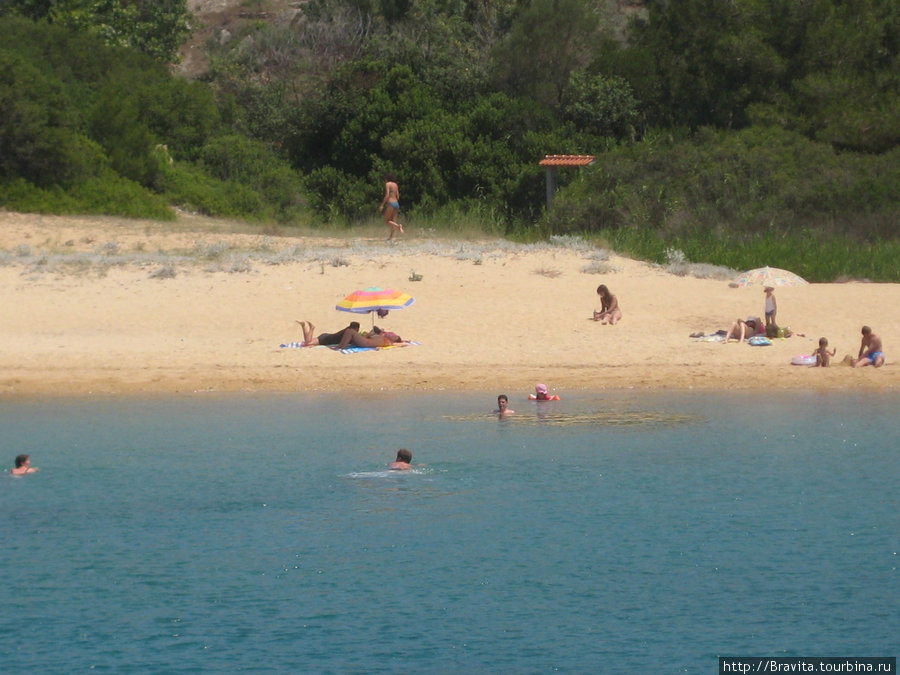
[494,394,514,416]
[389,448,413,470]
[533,383,551,401]
[11,454,38,475]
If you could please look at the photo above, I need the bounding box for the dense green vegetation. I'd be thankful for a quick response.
[0,12,303,221]
[1,0,898,280]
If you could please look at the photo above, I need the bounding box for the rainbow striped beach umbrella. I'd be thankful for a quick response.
[335,286,414,324]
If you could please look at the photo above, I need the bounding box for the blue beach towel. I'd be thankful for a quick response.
[280,341,421,353]
[341,341,421,354]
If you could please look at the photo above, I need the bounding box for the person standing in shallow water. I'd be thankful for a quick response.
[379,172,404,241]
[494,394,514,416]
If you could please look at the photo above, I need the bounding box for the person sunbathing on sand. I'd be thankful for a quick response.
[370,325,401,342]
[337,327,402,350]
[296,320,360,347]
[723,317,764,343]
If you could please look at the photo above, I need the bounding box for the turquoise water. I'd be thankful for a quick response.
[2,392,898,672]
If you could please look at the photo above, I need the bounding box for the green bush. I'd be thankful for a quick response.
[160,162,262,217]
[600,227,900,283]
[71,173,175,220]
[200,134,301,211]
[0,48,91,187]
[302,166,369,222]
[0,172,174,219]
[551,126,899,241]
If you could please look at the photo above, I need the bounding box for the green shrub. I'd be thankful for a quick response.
[0,172,174,219]
[161,162,244,217]
[302,166,369,222]
[592,226,899,283]
[200,134,302,215]
[551,126,900,241]
[71,174,174,220]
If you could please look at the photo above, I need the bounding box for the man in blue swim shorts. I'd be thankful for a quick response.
[852,325,885,368]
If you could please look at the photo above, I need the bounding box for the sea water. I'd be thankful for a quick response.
[1,392,897,673]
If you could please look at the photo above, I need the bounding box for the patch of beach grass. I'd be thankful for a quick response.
[599,226,899,283]
[581,260,616,275]
[150,265,177,279]
[533,267,563,278]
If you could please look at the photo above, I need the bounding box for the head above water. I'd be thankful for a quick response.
[15,454,29,468]
[396,448,412,463]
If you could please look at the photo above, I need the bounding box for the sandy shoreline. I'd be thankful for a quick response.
[2,211,897,398]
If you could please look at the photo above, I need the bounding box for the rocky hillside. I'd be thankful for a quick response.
[177,0,644,79]
[178,0,301,78]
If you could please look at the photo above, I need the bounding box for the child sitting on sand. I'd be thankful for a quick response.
[813,337,836,367]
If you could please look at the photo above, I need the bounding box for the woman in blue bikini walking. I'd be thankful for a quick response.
[379,172,404,240]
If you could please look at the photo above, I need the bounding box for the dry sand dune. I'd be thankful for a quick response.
[2,211,897,397]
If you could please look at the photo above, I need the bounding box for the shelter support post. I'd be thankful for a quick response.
[545,167,558,211]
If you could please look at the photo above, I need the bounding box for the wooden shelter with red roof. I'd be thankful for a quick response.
[538,154,596,210]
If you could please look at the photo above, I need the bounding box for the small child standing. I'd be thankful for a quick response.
[813,337,836,367]
[764,286,777,330]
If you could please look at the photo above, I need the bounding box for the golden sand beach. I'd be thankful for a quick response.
[2,210,897,397]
